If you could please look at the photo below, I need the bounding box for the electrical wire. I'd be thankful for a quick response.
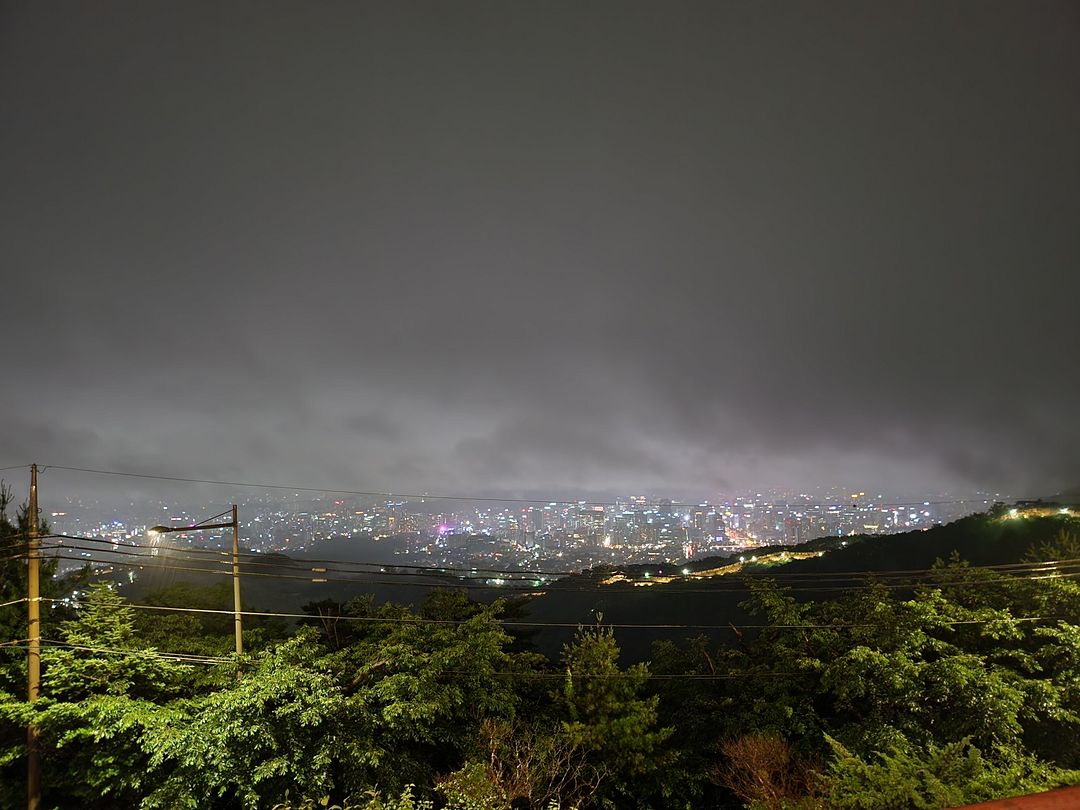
[45,533,574,577]
[15,631,1076,682]
[6,636,804,679]
[41,464,1021,510]
[34,545,1080,595]
[39,597,1068,633]
[0,637,793,678]
[37,532,1080,583]
[40,639,230,665]
[40,541,1080,592]
[41,547,563,591]
[0,640,228,666]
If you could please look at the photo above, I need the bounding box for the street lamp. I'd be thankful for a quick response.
[148,504,243,655]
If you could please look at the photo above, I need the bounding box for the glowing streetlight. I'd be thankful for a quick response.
[148,505,243,655]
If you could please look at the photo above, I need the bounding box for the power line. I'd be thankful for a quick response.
[445,670,803,681]
[0,640,228,666]
[32,540,1080,595]
[39,532,1080,583]
[34,549,1080,596]
[8,636,769,678]
[45,533,575,577]
[17,627,1080,682]
[41,464,1018,510]
[39,639,230,666]
[7,635,801,679]
[40,597,1065,633]
[43,540,554,582]
[42,544,563,589]
[44,465,609,505]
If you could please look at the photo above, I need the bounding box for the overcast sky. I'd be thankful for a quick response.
[1,1,1078,505]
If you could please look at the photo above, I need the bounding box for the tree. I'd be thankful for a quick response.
[822,736,1072,810]
[712,734,818,810]
[436,718,602,810]
[142,630,347,809]
[555,623,672,807]
[704,564,1080,807]
[2,583,192,808]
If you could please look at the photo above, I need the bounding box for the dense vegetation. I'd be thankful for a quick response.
[2,503,1079,809]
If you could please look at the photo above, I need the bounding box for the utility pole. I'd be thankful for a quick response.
[26,463,40,810]
[231,504,242,657]
[147,506,243,664]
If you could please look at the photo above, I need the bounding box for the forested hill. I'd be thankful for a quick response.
[761,511,1072,572]
[103,510,1080,663]
[519,510,1078,661]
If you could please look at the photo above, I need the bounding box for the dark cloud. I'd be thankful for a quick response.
[345,412,403,443]
[1,1,1078,506]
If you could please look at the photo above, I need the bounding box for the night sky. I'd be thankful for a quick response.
[2,2,1078,503]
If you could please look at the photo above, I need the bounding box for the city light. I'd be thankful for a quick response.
[49,489,984,582]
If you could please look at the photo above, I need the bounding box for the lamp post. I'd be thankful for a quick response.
[148,504,243,655]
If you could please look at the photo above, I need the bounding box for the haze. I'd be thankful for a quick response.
[2,2,1078,503]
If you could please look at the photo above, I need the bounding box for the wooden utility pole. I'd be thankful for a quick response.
[26,463,40,810]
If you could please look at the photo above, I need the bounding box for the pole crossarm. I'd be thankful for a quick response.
[149,522,234,533]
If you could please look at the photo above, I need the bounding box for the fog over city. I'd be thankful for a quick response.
[2,2,1078,506]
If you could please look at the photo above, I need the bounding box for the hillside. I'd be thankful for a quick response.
[518,511,1079,660]
[70,510,1079,663]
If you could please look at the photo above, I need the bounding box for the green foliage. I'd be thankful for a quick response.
[0,481,85,808]
[2,510,1080,808]
[270,785,435,810]
[822,736,1076,809]
[556,624,673,807]
[331,600,520,794]
[558,624,670,774]
[1024,526,1080,565]
[3,584,194,808]
[143,631,345,809]
[45,583,187,701]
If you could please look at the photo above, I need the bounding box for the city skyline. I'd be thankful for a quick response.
[32,468,1011,580]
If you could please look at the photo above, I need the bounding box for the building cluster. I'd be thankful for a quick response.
[50,490,995,575]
